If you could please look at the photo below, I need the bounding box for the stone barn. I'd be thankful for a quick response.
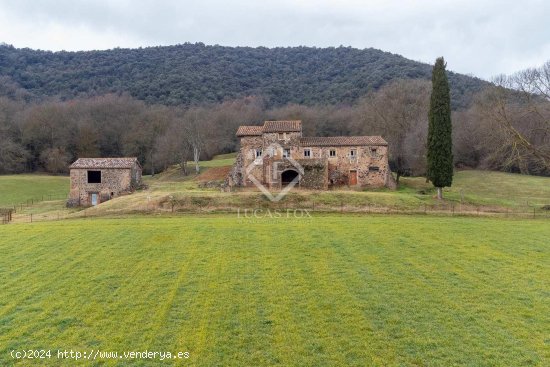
[228,120,396,190]
[68,158,142,206]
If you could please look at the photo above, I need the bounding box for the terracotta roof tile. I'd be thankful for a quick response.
[236,125,263,136]
[300,136,388,146]
[70,157,140,169]
[262,120,302,133]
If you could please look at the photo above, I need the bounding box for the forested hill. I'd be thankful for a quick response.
[0,43,488,108]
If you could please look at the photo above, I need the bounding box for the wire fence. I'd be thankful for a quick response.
[4,193,550,224]
[13,202,549,224]
[9,210,73,224]
[6,194,68,212]
[1,193,67,224]
[1,208,14,224]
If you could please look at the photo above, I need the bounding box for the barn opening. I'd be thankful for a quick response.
[87,170,101,183]
[281,169,299,186]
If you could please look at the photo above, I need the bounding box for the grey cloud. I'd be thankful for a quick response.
[0,0,548,79]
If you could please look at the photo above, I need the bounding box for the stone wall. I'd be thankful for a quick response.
[298,145,390,188]
[229,131,393,190]
[69,166,139,206]
[239,135,263,186]
[297,159,328,189]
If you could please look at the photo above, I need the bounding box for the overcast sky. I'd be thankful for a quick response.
[0,0,548,79]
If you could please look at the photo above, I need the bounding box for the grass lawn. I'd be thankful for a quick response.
[401,170,550,208]
[0,174,69,207]
[1,215,548,366]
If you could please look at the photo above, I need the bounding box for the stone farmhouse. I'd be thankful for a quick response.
[68,158,142,206]
[228,120,395,190]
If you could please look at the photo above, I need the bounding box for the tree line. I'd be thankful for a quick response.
[0,43,487,109]
[0,61,549,177]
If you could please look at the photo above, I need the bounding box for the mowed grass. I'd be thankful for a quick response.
[0,174,69,207]
[401,170,550,208]
[0,215,548,366]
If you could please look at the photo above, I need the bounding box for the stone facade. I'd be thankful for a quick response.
[229,121,395,190]
[68,158,142,206]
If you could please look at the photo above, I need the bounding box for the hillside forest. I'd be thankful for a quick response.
[0,44,548,178]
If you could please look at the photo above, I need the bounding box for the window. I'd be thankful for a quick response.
[304,149,311,157]
[369,166,380,172]
[87,170,101,183]
[278,133,286,140]
[350,149,357,157]
[255,149,262,158]
[283,148,290,158]
[329,149,336,157]
[370,148,377,155]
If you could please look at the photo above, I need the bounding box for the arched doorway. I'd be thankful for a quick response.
[281,169,300,186]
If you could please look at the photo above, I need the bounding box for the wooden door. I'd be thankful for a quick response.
[349,170,358,185]
[91,193,99,206]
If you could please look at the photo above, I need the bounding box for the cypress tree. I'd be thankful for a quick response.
[427,57,453,199]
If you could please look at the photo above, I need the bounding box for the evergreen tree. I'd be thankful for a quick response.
[427,57,453,199]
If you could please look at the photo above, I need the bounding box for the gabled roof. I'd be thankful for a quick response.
[236,125,263,137]
[262,120,302,133]
[236,120,302,136]
[300,136,388,147]
[70,157,141,169]
[235,121,387,146]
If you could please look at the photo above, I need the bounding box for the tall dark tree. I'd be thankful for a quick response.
[427,57,453,199]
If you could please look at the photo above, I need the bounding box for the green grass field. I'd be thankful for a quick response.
[401,170,550,208]
[0,174,68,207]
[1,215,548,366]
[2,156,550,213]
[117,168,550,220]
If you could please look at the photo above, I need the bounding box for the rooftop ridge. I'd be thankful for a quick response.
[300,136,388,146]
[69,157,140,169]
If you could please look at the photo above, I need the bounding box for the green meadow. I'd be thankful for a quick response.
[1,215,548,366]
[0,174,69,207]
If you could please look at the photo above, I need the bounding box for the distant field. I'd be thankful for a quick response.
[401,170,550,208]
[0,215,548,366]
[147,154,550,209]
[0,174,68,207]
[211,152,237,160]
[136,167,550,216]
[3,165,550,221]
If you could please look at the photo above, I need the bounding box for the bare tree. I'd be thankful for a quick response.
[155,115,194,175]
[487,61,550,171]
[357,79,431,184]
[182,107,209,174]
[40,147,70,174]
[0,138,28,173]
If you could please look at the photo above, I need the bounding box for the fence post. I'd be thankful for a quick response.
[533,208,536,219]
[452,204,455,216]
[30,213,32,223]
